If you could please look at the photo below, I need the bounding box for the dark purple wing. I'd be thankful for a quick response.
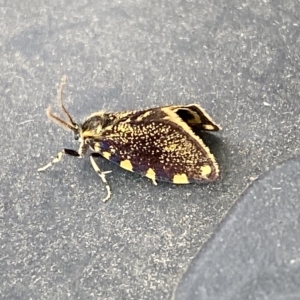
[94,106,219,184]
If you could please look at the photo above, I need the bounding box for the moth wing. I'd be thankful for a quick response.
[168,104,221,132]
[97,107,219,184]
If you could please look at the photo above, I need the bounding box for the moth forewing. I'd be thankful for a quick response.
[87,105,220,186]
[39,76,221,202]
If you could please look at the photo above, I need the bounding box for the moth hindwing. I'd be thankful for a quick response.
[38,76,221,202]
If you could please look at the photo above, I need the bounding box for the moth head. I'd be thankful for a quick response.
[80,113,108,139]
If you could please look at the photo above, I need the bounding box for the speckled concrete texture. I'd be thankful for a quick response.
[1,1,300,299]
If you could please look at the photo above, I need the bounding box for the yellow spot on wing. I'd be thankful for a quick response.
[94,142,101,152]
[164,143,177,152]
[203,124,215,130]
[120,159,133,172]
[200,165,212,177]
[103,152,111,160]
[173,173,189,184]
[146,168,157,185]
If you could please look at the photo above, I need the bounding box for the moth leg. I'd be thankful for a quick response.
[90,153,112,202]
[38,149,80,172]
[151,179,158,185]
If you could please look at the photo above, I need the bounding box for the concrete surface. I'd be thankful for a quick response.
[1,0,300,299]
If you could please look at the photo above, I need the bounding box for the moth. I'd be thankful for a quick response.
[38,76,221,201]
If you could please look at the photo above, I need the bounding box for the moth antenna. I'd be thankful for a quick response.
[57,75,76,126]
[46,106,76,131]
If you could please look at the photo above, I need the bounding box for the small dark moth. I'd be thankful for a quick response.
[38,76,221,201]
